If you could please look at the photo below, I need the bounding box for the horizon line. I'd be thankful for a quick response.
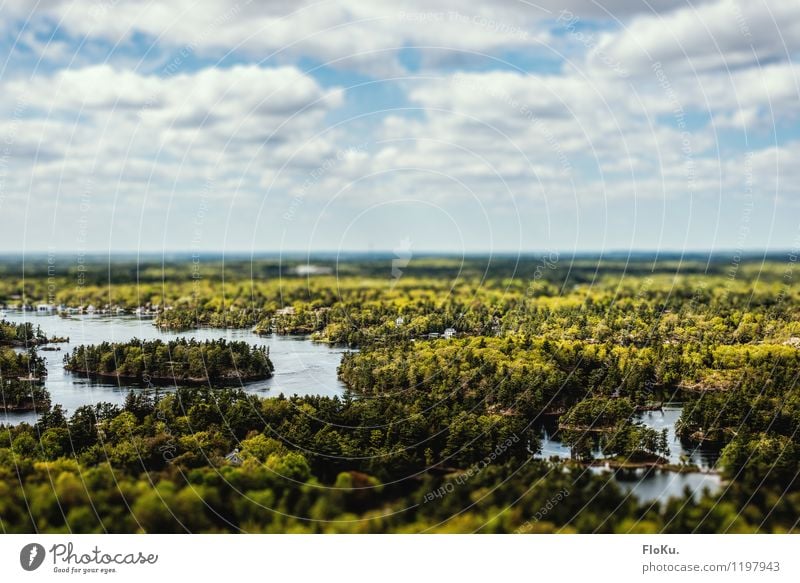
[0,249,795,259]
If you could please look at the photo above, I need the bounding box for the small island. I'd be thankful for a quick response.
[558,397,671,466]
[64,338,274,386]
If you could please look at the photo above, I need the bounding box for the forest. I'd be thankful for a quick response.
[0,254,798,532]
[64,339,274,385]
[0,346,49,412]
[0,319,48,347]
[0,387,796,533]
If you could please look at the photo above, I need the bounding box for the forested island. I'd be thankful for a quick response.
[64,338,274,386]
[0,254,799,532]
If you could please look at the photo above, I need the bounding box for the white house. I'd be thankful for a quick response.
[443,327,457,339]
[224,448,243,466]
[395,316,405,327]
[36,304,55,313]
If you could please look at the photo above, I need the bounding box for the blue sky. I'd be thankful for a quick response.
[1,0,800,254]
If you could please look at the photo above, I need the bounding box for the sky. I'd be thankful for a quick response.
[1,0,799,255]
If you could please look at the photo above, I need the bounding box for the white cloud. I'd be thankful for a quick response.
[592,0,800,76]
[1,0,798,252]
[9,64,340,121]
[2,0,711,78]
[402,70,716,178]
[3,1,539,76]
[1,64,344,222]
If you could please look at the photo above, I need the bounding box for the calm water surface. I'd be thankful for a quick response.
[539,405,722,500]
[2,310,347,425]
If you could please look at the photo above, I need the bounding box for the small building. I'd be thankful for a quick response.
[36,304,55,313]
[427,332,440,339]
[292,264,333,276]
[395,316,404,327]
[224,448,243,466]
[443,327,457,339]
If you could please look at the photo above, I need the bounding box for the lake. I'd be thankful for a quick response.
[1,309,722,502]
[539,405,722,501]
[1,309,348,426]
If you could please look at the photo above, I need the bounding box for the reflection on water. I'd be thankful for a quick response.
[537,406,723,502]
[609,467,722,503]
[1,310,348,425]
[637,406,720,469]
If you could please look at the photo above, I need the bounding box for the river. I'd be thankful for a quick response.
[1,309,722,502]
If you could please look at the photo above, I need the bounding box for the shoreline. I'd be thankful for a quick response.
[64,368,273,387]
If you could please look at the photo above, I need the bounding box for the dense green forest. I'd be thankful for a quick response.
[0,388,795,533]
[0,319,47,346]
[0,254,799,532]
[64,339,274,385]
[0,346,49,411]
